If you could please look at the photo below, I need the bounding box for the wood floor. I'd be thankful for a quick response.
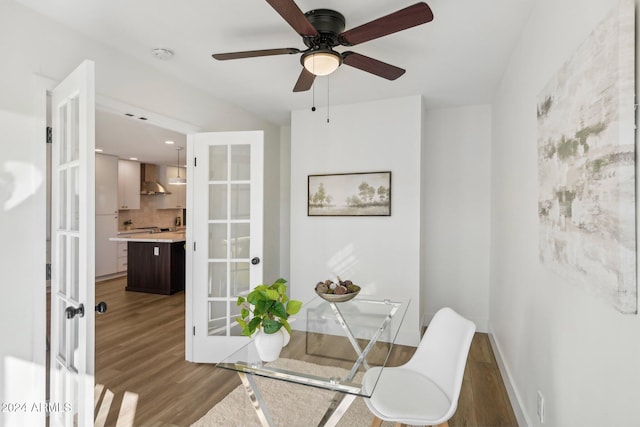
[94,277,518,426]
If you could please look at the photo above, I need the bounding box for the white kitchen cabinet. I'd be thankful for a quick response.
[117,242,128,272]
[118,159,140,210]
[95,214,118,277]
[96,153,119,278]
[95,153,118,215]
[157,165,186,209]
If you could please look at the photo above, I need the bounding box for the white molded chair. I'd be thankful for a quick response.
[362,307,476,427]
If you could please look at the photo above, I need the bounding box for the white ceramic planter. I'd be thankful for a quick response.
[254,329,284,362]
[281,327,290,347]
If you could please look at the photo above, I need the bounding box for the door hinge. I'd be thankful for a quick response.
[193,326,196,336]
[193,241,196,251]
[46,127,52,144]
[194,157,197,167]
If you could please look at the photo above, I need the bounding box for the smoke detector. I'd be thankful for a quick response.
[152,48,174,60]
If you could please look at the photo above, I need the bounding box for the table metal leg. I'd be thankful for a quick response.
[238,371,275,427]
[317,392,357,427]
[328,302,371,373]
[329,301,401,380]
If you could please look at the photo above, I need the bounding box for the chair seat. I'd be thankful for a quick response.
[363,367,452,425]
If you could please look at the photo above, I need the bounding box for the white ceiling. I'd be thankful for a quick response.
[24,0,534,163]
[95,110,187,166]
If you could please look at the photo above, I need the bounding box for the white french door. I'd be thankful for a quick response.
[49,60,95,426]
[187,131,263,362]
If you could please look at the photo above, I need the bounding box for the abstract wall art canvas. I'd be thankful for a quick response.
[537,0,636,313]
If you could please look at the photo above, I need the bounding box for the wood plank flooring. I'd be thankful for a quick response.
[94,277,518,426]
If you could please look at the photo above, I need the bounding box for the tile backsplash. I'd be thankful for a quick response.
[119,196,182,231]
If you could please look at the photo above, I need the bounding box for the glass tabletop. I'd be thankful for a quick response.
[217,296,410,397]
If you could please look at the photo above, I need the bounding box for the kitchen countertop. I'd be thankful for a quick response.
[110,231,186,243]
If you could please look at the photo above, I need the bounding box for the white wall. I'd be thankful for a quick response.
[279,126,292,283]
[0,0,281,414]
[290,96,423,346]
[421,105,492,331]
[490,0,640,425]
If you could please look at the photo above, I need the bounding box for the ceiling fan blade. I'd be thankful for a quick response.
[342,52,406,80]
[339,2,433,46]
[293,68,316,92]
[265,0,319,37]
[212,48,301,61]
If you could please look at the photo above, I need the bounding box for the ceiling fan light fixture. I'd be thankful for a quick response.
[302,50,341,76]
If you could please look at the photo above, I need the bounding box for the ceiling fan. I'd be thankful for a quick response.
[212,1,434,92]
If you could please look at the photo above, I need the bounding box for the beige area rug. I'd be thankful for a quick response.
[191,359,396,427]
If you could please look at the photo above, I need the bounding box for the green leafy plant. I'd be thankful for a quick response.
[123,219,133,226]
[236,278,302,337]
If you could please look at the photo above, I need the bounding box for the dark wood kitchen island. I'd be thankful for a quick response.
[110,232,186,295]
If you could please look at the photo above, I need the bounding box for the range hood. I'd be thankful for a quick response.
[140,163,171,195]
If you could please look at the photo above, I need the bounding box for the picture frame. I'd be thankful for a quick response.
[308,171,391,216]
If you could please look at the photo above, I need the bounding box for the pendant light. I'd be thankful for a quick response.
[169,147,186,185]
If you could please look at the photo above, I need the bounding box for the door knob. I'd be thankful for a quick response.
[65,304,84,319]
[251,257,260,265]
[95,301,108,314]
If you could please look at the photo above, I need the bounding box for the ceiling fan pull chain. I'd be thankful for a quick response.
[327,76,330,124]
[311,75,316,112]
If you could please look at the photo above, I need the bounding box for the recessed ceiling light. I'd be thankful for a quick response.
[95,148,103,152]
[129,157,138,161]
[152,48,174,60]
[165,140,175,145]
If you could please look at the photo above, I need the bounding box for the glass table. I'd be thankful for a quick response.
[217,296,410,427]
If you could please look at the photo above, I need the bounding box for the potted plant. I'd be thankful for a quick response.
[236,278,302,361]
[123,219,132,231]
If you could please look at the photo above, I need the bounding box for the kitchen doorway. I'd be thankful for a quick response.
[44,88,199,423]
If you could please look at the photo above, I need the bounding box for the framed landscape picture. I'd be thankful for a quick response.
[308,171,391,216]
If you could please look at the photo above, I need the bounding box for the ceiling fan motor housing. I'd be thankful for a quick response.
[303,9,346,48]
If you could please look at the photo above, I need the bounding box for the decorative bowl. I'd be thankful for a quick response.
[316,285,361,303]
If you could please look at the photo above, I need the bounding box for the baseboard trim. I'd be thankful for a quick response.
[487,328,531,427]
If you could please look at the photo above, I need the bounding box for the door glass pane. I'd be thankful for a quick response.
[208,301,227,336]
[59,170,67,229]
[230,303,242,336]
[209,145,228,181]
[231,144,250,180]
[230,262,250,296]
[230,183,250,220]
[69,96,80,162]
[69,312,79,370]
[208,262,227,298]
[58,103,68,164]
[70,236,79,301]
[208,184,227,220]
[59,235,67,294]
[230,223,250,258]
[208,223,227,259]
[69,165,80,231]
[58,300,67,362]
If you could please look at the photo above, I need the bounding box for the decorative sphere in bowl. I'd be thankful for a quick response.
[315,279,361,302]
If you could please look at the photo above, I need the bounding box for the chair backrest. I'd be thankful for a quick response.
[404,307,476,411]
